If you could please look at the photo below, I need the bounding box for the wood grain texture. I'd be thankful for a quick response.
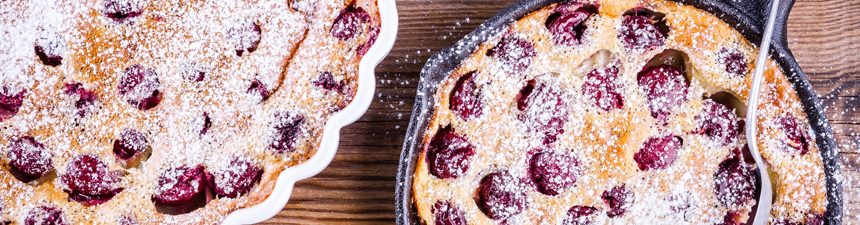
[262,0,860,224]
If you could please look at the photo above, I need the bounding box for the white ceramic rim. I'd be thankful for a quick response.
[221,0,398,224]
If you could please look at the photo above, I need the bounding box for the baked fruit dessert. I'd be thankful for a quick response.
[412,0,828,224]
[0,0,379,224]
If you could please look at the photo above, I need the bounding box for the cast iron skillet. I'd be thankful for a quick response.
[395,0,843,224]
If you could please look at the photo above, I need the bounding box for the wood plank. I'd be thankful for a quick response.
[266,0,860,224]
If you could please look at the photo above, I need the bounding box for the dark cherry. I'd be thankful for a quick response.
[270,111,305,153]
[528,150,579,196]
[118,65,162,110]
[113,129,149,160]
[34,35,64,67]
[562,206,598,225]
[432,201,467,225]
[247,79,272,102]
[476,171,528,220]
[449,72,483,120]
[206,158,263,198]
[516,80,568,144]
[61,155,123,206]
[634,135,681,170]
[426,126,475,179]
[228,21,261,56]
[545,4,597,45]
[778,116,811,155]
[357,26,379,55]
[24,206,67,225]
[637,65,688,120]
[331,6,371,40]
[487,35,536,73]
[7,136,53,183]
[313,72,344,92]
[200,112,212,135]
[0,87,25,122]
[601,184,633,218]
[713,155,756,209]
[103,0,143,23]
[720,48,748,76]
[694,100,739,146]
[618,9,668,51]
[63,83,98,117]
[152,165,207,206]
[582,64,624,111]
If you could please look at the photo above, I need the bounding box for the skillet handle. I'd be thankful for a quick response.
[728,0,796,47]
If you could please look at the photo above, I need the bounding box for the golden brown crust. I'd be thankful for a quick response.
[413,0,826,224]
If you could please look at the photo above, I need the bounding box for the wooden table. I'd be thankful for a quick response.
[262,0,860,224]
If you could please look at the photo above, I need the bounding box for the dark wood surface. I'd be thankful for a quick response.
[261,0,860,224]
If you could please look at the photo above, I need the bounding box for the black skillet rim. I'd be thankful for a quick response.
[395,0,843,224]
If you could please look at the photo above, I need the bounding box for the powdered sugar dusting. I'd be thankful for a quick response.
[413,1,831,224]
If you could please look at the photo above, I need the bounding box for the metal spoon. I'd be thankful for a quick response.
[746,0,781,224]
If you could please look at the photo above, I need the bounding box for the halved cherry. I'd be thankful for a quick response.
[432,201,467,225]
[0,87,25,122]
[694,100,739,146]
[63,83,98,117]
[637,65,688,120]
[618,8,669,51]
[118,65,162,110]
[562,206,598,225]
[103,0,143,23]
[113,129,149,161]
[426,126,475,179]
[152,165,208,214]
[602,184,633,217]
[270,112,305,153]
[476,171,528,220]
[313,72,345,93]
[24,206,67,225]
[199,112,212,135]
[247,79,272,102]
[778,116,811,155]
[61,155,123,206]
[716,211,745,225]
[449,72,483,120]
[7,136,53,183]
[487,35,536,73]
[227,20,262,56]
[206,157,263,198]
[528,150,579,196]
[634,135,681,170]
[545,4,597,45]
[516,79,568,144]
[34,34,64,67]
[582,64,624,111]
[713,155,756,209]
[331,6,371,40]
[719,48,748,77]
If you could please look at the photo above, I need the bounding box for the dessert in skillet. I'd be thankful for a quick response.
[412,0,828,224]
[0,0,379,224]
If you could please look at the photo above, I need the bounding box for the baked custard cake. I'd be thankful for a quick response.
[0,0,379,224]
[412,1,827,224]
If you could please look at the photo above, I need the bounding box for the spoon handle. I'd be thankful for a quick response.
[746,0,781,224]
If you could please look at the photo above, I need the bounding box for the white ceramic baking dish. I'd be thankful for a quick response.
[221,0,398,224]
